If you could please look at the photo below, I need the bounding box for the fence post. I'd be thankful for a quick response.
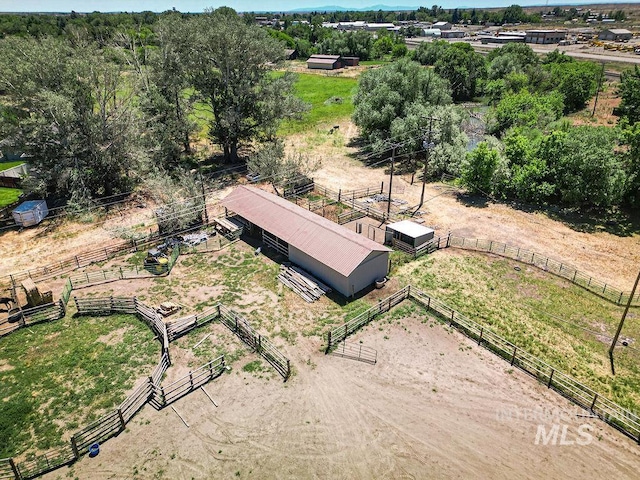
[189,371,193,389]
[478,328,483,345]
[9,458,19,479]
[338,189,341,202]
[618,291,624,305]
[117,408,126,430]
[216,304,221,317]
[326,331,332,353]
[406,285,411,298]
[590,394,598,412]
[548,368,554,388]
[450,309,455,326]
[286,359,290,381]
[511,346,517,365]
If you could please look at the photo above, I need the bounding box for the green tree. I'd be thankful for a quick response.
[412,39,449,66]
[434,42,486,101]
[182,8,306,163]
[0,36,146,203]
[618,66,640,124]
[353,57,451,145]
[461,142,501,194]
[490,89,564,135]
[487,43,538,80]
[546,61,599,113]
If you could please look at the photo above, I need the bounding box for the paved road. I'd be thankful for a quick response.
[406,37,640,68]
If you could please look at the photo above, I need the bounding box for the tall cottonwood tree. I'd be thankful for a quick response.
[178,7,306,163]
[0,36,146,203]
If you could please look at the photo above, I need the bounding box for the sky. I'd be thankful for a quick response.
[0,0,636,13]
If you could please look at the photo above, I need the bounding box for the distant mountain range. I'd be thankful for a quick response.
[288,5,428,13]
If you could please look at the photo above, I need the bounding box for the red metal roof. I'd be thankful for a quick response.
[222,186,390,277]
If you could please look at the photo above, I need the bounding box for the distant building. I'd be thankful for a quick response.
[441,30,465,39]
[432,21,452,30]
[342,56,359,67]
[284,49,298,60]
[481,35,525,44]
[599,29,633,41]
[307,54,342,70]
[423,28,441,37]
[364,22,396,31]
[525,29,567,44]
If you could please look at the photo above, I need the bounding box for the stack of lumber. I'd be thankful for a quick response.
[278,265,332,303]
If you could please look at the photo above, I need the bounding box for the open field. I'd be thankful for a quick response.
[397,249,640,412]
[0,313,159,458]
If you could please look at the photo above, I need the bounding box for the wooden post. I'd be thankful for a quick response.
[590,393,598,412]
[511,346,517,365]
[338,189,341,202]
[286,359,290,381]
[450,309,455,325]
[117,408,126,430]
[618,291,624,305]
[548,368,554,388]
[9,458,19,479]
[189,371,193,389]
[478,328,483,345]
[326,331,332,353]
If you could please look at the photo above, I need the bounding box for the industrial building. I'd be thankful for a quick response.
[598,29,633,42]
[525,29,567,44]
[222,186,391,297]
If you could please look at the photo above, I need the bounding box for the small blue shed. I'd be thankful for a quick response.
[12,200,48,227]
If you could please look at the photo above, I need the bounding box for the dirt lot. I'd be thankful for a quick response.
[42,316,640,480]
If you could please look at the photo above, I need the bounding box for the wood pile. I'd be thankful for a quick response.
[278,265,331,302]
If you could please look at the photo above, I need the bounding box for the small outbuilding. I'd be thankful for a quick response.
[432,21,452,30]
[441,30,465,39]
[222,186,391,297]
[385,220,435,249]
[598,29,633,42]
[342,56,360,66]
[307,54,343,70]
[12,200,48,227]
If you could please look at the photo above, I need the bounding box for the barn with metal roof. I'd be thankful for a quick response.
[221,186,391,297]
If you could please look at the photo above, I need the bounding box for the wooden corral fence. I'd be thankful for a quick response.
[447,236,640,307]
[325,285,640,445]
[312,183,402,223]
[218,304,291,381]
[0,300,65,337]
[166,305,221,341]
[391,235,449,258]
[153,356,226,406]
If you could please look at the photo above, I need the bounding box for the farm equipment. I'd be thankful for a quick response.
[143,247,169,275]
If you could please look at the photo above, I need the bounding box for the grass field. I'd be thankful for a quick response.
[397,249,640,413]
[279,73,358,135]
[0,187,21,208]
[0,314,159,458]
[0,161,24,172]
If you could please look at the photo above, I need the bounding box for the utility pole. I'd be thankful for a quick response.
[192,169,209,225]
[592,62,605,118]
[609,268,640,375]
[387,145,396,217]
[418,117,435,211]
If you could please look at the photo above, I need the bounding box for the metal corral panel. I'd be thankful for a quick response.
[12,199,48,227]
[222,186,391,279]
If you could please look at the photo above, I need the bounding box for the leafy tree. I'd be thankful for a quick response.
[618,66,640,125]
[461,142,501,194]
[490,89,564,135]
[412,39,449,66]
[621,121,640,206]
[0,36,146,203]
[547,127,625,208]
[546,61,599,113]
[434,42,486,101]
[353,57,451,145]
[389,103,468,176]
[247,139,320,189]
[487,43,538,80]
[180,8,307,163]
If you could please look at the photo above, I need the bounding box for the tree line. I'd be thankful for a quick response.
[353,43,640,210]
